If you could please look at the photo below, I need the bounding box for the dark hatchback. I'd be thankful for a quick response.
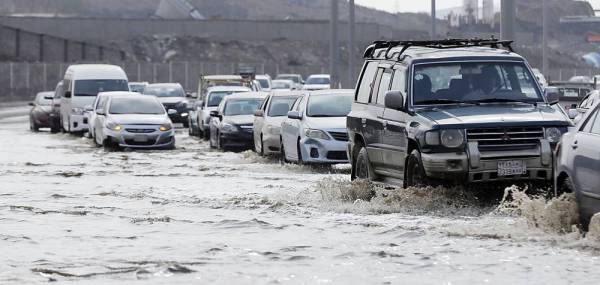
[143,83,192,127]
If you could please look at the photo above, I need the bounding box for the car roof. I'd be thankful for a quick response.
[223,92,269,101]
[256,75,271,79]
[307,89,354,96]
[272,79,294,83]
[203,75,243,80]
[270,90,307,97]
[146,83,182,88]
[36,91,54,96]
[207,86,252,92]
[307,74,330,78]
[98,91,140,98]
[369,46,523,65]
[129,82,148,85]
[277,74,301,77]
[65,64,128,80]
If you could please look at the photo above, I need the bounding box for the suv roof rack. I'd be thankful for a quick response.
[363,38,514,60]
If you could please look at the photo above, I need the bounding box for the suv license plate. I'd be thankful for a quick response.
[498,160,526,176]
[134,135,148,142]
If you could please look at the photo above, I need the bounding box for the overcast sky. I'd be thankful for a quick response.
[354,0,600,13]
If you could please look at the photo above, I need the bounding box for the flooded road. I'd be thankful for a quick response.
[1,114,600,284]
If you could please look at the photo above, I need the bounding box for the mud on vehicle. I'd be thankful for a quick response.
[347,39,572,188]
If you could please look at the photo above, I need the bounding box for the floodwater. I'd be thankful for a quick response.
[1,114,600,284]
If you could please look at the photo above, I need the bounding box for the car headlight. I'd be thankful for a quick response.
[159,124,172,132]
[305,129,330,140]
[106,121,122,132]
[545,127,562,143]
[424,129,464,148]
[71,107,84,115]
[267,125,280,135]
[221,123,237,133]
[440,129,465,148]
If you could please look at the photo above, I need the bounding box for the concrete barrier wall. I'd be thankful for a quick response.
[0,16,395,44]
[0,24,128,62]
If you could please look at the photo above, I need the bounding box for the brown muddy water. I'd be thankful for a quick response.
[1,115,600,284]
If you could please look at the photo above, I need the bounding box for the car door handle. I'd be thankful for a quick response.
[571,141,578,149]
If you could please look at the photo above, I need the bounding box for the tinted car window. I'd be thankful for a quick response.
[74,80,129,96]
[224,99,263,116]
[109,97,165,115]
[356,62,378,103]
[257,79,270,89]
[307,94,353,117]
[268,97,298,117]
[207,91,236,107]
[144,85,184,98]
[306,77,330,85]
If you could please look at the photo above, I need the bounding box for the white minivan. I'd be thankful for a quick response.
[60,64,129,133]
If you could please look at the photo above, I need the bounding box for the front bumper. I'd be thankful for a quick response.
[69,114,89,132]
[220,129,255,148]
[104,125,175,149]
[299,137,349,164]
[262,131,282,154]
[421,139,554,183]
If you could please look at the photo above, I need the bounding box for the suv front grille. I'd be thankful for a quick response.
[467,127,544,151]
[126,128,155,133]
[329,131,349,141]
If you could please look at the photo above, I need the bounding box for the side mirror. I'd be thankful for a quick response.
[186,92,193,98]
[384,91,405,110]
[209,110,219,117]
[64,91,72,98]
[44,96,54,100]
[84,105,93,112]
[545,87,560,105]
[96,109,105,115]
[568,109,579,120]
[254,110,264,117]
[287,110,302,120]
[28,102,34,106]
[167,109,178,115]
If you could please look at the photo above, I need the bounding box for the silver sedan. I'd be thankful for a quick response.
[556,101,600,228]
[92,94,175,149]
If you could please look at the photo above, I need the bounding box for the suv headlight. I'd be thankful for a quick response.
[221,123,237,133]
[305,129,330,140]
[106,121,122,132]
[425,129,465,148]
[159,123,172,132]
[545,127,562,143]
[71,107,84,115]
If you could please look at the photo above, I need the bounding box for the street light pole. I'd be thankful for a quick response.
[431,0,436,40]
[542,0,549,77]
[348,0,356,87]
[330,0,339,88]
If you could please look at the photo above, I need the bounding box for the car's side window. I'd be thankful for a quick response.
[589,107,600,135]
[370,69,384,104]
[293,97,304,112]
[297,97,306,115]
[375,70,393,105]
[356,61,378,103]
[390,67,407,103]
[261,96,271,112]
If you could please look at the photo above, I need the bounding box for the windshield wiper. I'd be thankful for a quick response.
[464,98,537,105]
[415,99,466,105]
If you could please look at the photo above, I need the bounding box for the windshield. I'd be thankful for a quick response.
[129,84,146,93]
[272,81,291,89]
[307,94,352,117]
[74,80,128,97]
[207,91,239,107]
[257,79,270,89]
[268,97,298,117]
[306,77,330,85]
[109,97,165,115]
[277,75,300,83]
[412,62,543,105]
[224,99,263,116]
[143,85,184,98]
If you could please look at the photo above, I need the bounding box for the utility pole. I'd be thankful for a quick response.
[348,0,356,87]
[542,0,549,77]
[500,0,516,41]
[431,0,436,40]
[330,0,339,88]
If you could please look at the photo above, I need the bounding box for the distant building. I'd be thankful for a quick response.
[482,0,494,25]
[463,0,478,24]
[155,0,205,20]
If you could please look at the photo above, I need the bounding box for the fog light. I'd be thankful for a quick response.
[310,148,319,158]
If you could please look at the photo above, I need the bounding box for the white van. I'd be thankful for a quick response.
[60,64,129,133]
